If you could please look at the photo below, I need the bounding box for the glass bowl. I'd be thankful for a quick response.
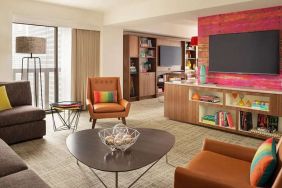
[98,124,140,151]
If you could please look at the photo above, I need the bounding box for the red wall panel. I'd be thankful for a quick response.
[198,6,282,90]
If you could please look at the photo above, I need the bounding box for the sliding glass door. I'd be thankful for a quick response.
[12,23,71,109]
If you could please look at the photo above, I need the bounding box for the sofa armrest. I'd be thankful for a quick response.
[202,138,257,162]
[119,99,131,116]
[174,167,232,188]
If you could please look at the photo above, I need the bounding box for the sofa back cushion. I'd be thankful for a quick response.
[0,81,32,107]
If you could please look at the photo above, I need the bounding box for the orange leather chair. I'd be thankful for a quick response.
[86,77,131,129]
[174,138,282,188]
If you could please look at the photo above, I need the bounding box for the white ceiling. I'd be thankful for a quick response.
[33,0,142,12]
[32,0,282,27]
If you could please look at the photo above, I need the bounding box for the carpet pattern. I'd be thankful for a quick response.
[11,98,262,187]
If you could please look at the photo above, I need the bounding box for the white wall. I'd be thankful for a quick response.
[100,23,198,90]
[100,26,124,85]
[124,22,197,38]
[0,0,103,81]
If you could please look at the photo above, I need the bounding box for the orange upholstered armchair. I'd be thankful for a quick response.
[174,138,282,188]
[86,77,131,129]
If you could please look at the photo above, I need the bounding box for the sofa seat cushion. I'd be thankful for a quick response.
[0,170,49,188]
[187,151,252,188]
[0,105,45,127]
[0,139,27,177]
[94,103,125,113]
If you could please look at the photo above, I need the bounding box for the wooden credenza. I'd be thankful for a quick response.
[164,82,282,140]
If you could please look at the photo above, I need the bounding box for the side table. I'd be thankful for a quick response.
[50,101,82,132]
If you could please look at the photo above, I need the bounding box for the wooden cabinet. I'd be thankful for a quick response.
[165,82,282,141]
[164,84,198,123]
[139,72,156,97]
[129,35,138,58]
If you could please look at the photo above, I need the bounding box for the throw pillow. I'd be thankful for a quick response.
[0,86,12,111]
[93,91,117,104]
[250,138,277,187]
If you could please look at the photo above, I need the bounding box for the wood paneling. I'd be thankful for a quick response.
[139,72,156,97]
[123,35,130,100]
[164,84,198,123]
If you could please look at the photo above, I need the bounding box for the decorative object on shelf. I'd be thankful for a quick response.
[16,36,46,109]
[240,111,253,131]
[190,36,198,46]
[191,92,200,100]
[231,92,238,105]
[237,93,245,106]
[199,64,206,84]
[246,100,252,107]
[140,50,146,57]
[143,61,152,72]
[252,100,269,111]
[98,124,140,151]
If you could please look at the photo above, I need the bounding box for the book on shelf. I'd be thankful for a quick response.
[200,95,220,103]
[202,112,233,128]
[240,111,253,131]
[257,114,279,133]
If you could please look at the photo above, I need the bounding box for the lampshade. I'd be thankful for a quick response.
[190,36,198,46]
[16,36,46,54]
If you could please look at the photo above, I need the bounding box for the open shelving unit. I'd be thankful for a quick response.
[165,82,282,141]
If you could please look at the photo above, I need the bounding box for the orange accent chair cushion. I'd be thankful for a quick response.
[93,103,125,113]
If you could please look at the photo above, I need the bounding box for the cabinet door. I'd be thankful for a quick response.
[147,72,156,96]
[129,36,138,58]
[139,72,156,97]
[139,73,146,97]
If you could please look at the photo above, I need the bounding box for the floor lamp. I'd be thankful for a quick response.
[16,36,46,109]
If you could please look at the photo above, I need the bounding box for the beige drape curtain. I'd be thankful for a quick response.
[71,29,100,109]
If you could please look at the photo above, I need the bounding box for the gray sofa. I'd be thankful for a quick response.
[0,138,49,187]
[0,81,46,144]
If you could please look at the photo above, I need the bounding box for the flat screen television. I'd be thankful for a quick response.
[209,30,280,75]
[159,45,181,67]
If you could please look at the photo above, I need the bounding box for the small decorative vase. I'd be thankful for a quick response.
[199,65,206,84]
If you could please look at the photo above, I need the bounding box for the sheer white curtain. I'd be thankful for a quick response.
[58,27,72,101]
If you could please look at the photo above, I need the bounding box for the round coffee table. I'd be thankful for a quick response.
[66,128,175,188]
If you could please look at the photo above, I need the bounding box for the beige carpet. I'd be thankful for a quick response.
[11,98,262,188]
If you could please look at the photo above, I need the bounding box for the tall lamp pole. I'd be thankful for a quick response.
[16,36,46,109]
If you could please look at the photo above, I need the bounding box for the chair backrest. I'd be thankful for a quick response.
[87,77,122,104]
[272,138,282,188]
[0,81,32,107]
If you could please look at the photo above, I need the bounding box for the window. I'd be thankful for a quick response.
[12,23,71,109]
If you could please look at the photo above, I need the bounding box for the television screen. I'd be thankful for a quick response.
[209,30,280,75]
[160,46,181,67]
